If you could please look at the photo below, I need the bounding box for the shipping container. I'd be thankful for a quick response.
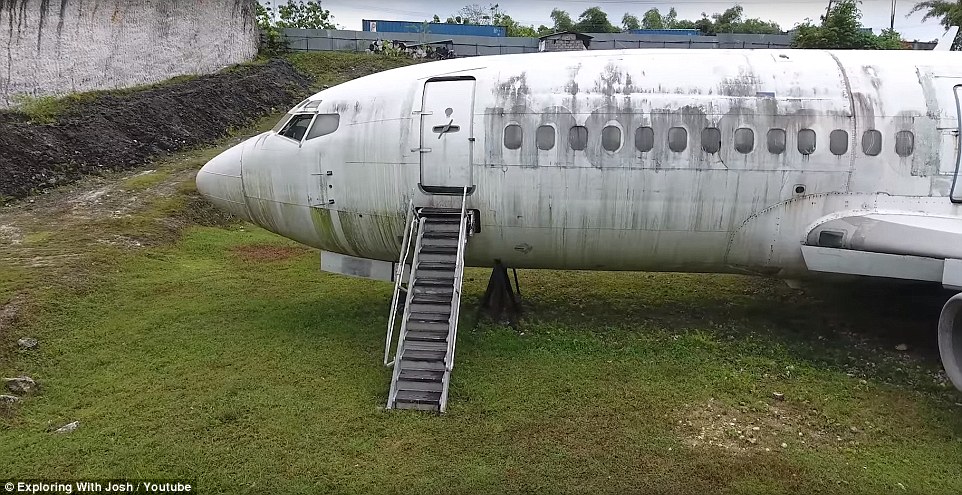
[363,19,506,37]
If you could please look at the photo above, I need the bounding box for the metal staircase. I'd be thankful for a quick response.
[384,190,472,412]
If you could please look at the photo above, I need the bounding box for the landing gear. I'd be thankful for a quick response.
[938,293,962,392]
[479,260,522,325]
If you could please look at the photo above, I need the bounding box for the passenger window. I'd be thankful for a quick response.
[602,125,622,152]
[767,128,786,154]
[504,124,522,150]
[895,131,914,157]
[569,126,588,151]
[306,114,340,140]
[278,114,315,141]
[862,130,882,156]
[668,127,687,152]
[536,125,555,150]
[798,129,816,155]
[635,126,654,152]
[829,129,848,156]
[702,127,721,154]
[734,128,754,154]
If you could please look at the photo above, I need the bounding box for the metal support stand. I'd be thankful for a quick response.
[479,260,522,325]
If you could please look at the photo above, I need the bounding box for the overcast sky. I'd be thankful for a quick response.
[310,0,950,41]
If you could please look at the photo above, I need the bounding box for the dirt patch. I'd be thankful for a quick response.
[678,398,865,454]
[0,59,311,201]
[0,294,25,336]
[231,245,311,262]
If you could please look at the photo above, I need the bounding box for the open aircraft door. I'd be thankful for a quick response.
[418,78,476,194]
[953,85,962,203]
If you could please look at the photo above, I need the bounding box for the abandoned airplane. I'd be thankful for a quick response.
[196,48,962,412]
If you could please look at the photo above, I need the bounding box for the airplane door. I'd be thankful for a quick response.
[419,79,475,194]
[953,86,962,203]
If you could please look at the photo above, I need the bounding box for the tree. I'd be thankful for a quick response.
[793,0,903,49]
[574,7,620,33]
[550,8,575,32]
[910,0,962,50]
[622,13,640,31]
[641,8,664,30]
[438,4,540,37]
[271,0,336,29]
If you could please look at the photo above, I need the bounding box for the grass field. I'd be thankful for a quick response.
[2,53,962,494]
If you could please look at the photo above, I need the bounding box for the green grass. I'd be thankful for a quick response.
[285,52,419,90]
[2,217,962,493]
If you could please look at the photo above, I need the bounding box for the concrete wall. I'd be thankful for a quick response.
[0,0,258,108]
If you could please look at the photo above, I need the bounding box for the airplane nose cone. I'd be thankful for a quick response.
[197,143,251,221]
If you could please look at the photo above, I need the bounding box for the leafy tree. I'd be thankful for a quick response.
[574,7,620,33]
[910,0,962,50]
[622,13,641,31]
[641,8,664,29]
[439,4,539,37]
[550,8,575,32]
[792,0,903,49]
[271,0,336,29]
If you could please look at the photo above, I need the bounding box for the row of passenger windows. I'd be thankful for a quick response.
[503,124,917,157]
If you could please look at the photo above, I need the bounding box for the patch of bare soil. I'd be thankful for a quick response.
[0,59,310,201]
[678,398,868,454]
[231,245,310,262]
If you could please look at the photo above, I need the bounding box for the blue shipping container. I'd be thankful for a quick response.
[363,19,506,37]
[628,29,701,36]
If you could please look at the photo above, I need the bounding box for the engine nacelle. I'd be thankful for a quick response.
[938,293,962,392]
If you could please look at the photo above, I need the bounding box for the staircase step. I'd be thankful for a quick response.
[399,358,445,371]
[404,340,448,352]
[417,261,455,271]
[423,222,462,233]
[408,313,450,324]
[417,252,457,263]
[418,207,462,216]
[419,245,458,255]
[409,301,451,313]
[420,237,459,248]
[394,389,442,411]
[406,331,448,343]
[406,321,450,333]
[403,349,447,361]
[399,369,445,382]
[413,283,454,294]
[396,379,443,393]
[416,270,456,281]
[412,294,454,305]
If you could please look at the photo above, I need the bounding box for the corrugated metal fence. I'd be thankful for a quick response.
[280,29,794,57]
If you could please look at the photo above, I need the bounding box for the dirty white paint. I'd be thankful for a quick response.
[198,49,962,390]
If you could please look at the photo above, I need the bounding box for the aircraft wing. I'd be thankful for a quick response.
[801,212,962,289]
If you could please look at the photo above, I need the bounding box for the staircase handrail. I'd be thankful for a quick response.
[384,198,415,367]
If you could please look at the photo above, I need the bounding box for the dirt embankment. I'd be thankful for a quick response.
[0,60,311,201]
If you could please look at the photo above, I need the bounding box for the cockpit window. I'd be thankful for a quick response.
[271,113,294,133]
[306,114,340,140]
[303,100,321,111]
[278,114,314,141]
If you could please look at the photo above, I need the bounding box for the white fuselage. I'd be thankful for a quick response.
[198,49,962,279]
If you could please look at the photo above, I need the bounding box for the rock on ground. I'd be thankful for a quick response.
[4,376,38,395]
[0,394,20,404]
[17,337,38,349]
[54,421,79,434]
